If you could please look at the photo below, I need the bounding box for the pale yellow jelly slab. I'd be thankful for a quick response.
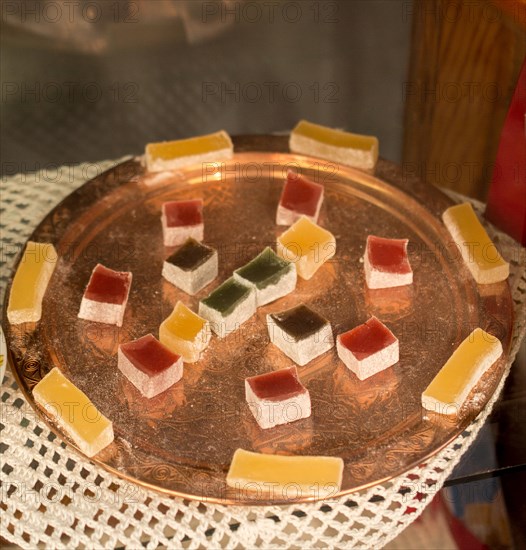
[226,449,344,498]
[292,120,377,151]
[145,131,233,172]
[33,368,114,457]
[7,241,58,324]
[290,120,379,170]
[422,328,503,415]
[159,301,210,362]
[277,216,336,280]
[443,203,509,284]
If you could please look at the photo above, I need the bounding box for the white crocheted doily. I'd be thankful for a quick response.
[1,159,525,549]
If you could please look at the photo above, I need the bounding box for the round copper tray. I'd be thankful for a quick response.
[3,135,513,505]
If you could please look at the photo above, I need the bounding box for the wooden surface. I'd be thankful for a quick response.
[403,0,526,200]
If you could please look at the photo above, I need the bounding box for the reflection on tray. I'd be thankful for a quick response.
[364,284,414,321]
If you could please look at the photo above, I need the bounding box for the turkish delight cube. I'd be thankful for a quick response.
[118,334,183,398]
[78,264,132,327]
[336,316,399,380]
[277,216,336,280]
[233,247,296,307]
[199,277,256,338]
[162,237,218,295]
[276,171,324,226]
[364,235,413,289]
[267,304,334,366]
[159,301,210,363]
[161,199,204,247]
[245,366,311,429]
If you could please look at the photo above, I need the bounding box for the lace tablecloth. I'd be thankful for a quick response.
[1,159,525,549]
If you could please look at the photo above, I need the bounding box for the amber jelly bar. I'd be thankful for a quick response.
[162,237,218,295]
[7,241,58,324]
[226,449,344,499]
[267,304,334,366]
[33,368,114,457]
[118,334,183,398]
[78,264,132,327]
[245,366,311,429]
[443,202,509,284]
[289,120,379,170]
[145,130,233,172]
[233,247,296,306]
[422,328,503,415]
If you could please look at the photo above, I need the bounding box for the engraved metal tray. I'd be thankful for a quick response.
[3,136,513,504]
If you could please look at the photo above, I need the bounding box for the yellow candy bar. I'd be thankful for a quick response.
[159,301,210,363]
[277,216,336,280]
[226,449,343,499]
[443,203,509,284]
[7,241,57,324]
[289,120,379,170]
[422,328,503,415]
[33,368,114,457]
[145,130,233,172]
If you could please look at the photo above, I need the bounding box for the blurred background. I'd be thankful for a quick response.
[2,0,523,200]
[1,1,525,547]
[1,0,410,172]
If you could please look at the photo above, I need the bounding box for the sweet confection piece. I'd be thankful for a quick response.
[199,277,256,338]
[7,241,58,324]
[422,328,503,414]
[276,171,324,225]
[364,235,413,289]
[162,238,218,295]
[78,264,132,327]
[276,216,336,280]
[245,366,311,429]
[161,199,204,247]
[289,120,379,170]
[443,202,509,284]
[159,301,210,363]
[267,304,334,366]
[145,130,233,172]
[336,316,399,380]
[118,334,183,398]
[233,247,296,307]
[226,449,344,498]
[33,368,114,457]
